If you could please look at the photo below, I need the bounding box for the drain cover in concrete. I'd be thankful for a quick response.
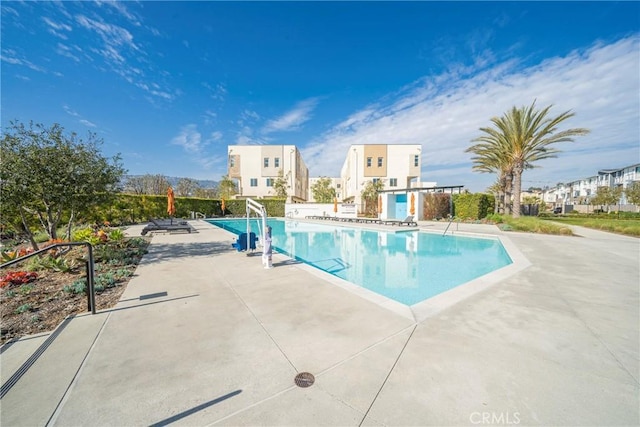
[294,372,315,388]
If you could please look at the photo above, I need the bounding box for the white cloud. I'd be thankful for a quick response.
[303,36,640,192]
[42,16,72,39]
[71,12,174,102]
[203,82,227,102]
[56,43,80,62]
[75,15,137,49]
[80,119,96,128]
[171,124,204,154]
[95,1,141,26]
[262,98,318,134]
[63,105,80,117]
[235,125,268,146]
[63,105,97,128]
[0,49,47,72]
[210,131,223,142]
[242,109,260,121]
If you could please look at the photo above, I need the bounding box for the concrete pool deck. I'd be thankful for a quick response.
[1,219,638,426]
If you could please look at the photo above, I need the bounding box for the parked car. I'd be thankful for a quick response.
[553,207,562,214]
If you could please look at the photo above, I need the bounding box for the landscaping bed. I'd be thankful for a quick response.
[1,232,150,345]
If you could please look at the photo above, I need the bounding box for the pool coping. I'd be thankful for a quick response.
[206,218,532,324]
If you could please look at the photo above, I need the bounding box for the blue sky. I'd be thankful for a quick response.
[2,1,639,192]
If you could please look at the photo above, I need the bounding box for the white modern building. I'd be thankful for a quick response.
[542,163,640,208]
[227,145,309,202]
[340,144,423,210]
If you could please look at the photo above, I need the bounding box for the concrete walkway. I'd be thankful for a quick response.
[1,219,638,426]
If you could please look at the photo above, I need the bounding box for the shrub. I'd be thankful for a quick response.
[108,228,125,242]
[485,213,504,224]
[423,193,451,220]
[1,248,33,262]
[96,272,117,289]
[15,303,32,314]
[452,193,494,220]
[73,228,102,246]
[1,271,38,288]
[64,279,86,295]
[19,284,35,295]
[43,255,78,273]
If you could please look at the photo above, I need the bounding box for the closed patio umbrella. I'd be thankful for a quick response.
[333,197,338,216]
[378,195,383,217]
[410,193,415,216]
[167,187,176,221]
[221,198,226,216]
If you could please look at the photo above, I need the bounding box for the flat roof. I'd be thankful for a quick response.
[379,185,465,193]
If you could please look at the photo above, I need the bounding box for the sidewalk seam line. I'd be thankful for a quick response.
[214,267,299,374]
[358,324,417,427]
[45,312,112,426]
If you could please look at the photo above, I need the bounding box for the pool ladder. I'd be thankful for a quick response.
[443,215,456,236]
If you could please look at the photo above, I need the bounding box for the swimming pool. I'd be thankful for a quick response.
[207,218,512,306]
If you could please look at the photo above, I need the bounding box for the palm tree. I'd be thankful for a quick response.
[466,139,513,215]
[468,101,589,217]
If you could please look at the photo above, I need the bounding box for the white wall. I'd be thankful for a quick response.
[284,203,357,219]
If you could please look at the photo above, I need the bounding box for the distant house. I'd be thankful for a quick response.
[227,145,309,203]
[542,163,640,208]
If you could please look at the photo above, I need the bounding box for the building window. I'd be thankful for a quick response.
[414,155,419,167]
[266,178,273,187]
[367,157,372,167]
[378,157,383,167]
[250,178,257,187]
[373,178,380,184]
[337,183,341,188]
[275,157,280,168]
[264,157,269,168]
[229,156,235,168]
[390,178,397,187]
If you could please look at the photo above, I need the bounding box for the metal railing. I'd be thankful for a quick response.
[443,215,455,236]
[1,242,96,314]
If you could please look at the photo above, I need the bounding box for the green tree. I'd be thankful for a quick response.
[360,179,385,217]
[124,176,146,194]
[272,169,289,198]
[468,101,589,217]
[466,140,514,215]
[143,174,170,195]
[193,187,216,199]
[592,186,623,212]
[311,177,336,203]
[1,121,125,249]
[217,175,237,200]
[176,178,199,197]
[625,182,640,206]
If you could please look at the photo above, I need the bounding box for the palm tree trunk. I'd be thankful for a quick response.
[512,167,523,218]
[504,174,513,216]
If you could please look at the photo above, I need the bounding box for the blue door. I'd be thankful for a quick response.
[395,194,407,219]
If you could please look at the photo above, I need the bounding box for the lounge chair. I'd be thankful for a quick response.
[141,218,192,235]
[381,216,417,227]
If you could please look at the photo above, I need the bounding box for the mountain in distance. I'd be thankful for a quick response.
[166,176,218,189]
[123,175,219,189]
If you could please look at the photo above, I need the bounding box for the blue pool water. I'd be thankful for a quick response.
[207,218,512,306]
